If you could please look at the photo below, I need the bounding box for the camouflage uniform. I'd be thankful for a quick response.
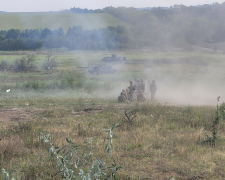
[140,79,145,92]
[126,88,129,99]
[134,79,138,94]
[122,89,128,100]
[137,79,141,93]
[128,81,136,102]
[150,81,157,100]
[118,92,127,103]
[137,90,146,102]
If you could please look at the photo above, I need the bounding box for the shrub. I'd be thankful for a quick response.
[0,60,9,72]
[39,123,121,180]
[43,53,58,71]
[13,55,37,73]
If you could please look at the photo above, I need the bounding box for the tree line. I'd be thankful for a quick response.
[102,3,225,49]
[2,3,225,51]
[0,26,130,51]
[65,3,225,48]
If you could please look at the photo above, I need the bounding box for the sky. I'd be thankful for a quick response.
[0,0,225,12]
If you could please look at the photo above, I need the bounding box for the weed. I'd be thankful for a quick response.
[39,123,121,180]
[202,96,221,146]
[1,168,18,180]
[120,109,137,130]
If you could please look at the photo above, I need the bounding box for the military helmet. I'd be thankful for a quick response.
[122,89,125,92]
[130,81,133,84]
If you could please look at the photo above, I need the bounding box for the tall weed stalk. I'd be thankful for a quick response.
[203,96,220,146]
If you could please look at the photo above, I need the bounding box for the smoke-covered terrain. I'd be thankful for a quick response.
[0,49,224,106]
[2,3,225,51]
[2,3,225,180]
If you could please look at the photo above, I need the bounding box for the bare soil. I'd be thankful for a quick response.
[0,107,105,122]
[0,108,37,122]
[72,108,103,116]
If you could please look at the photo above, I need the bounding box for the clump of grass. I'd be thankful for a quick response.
[40,108,69,118]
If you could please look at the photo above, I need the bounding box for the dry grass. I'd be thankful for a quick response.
[1,49,225,179]
[0,100,225,179]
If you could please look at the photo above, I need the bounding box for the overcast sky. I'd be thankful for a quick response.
[1,0,225,12]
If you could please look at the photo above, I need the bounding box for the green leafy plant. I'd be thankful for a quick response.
[0,168,23,180]
[39,123,121,180]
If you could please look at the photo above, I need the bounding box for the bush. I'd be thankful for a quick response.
[0,60,9,71]
[13,55,37,73]
[43,53,58,71]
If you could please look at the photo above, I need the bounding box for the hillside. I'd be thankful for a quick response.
[0,12,133,31]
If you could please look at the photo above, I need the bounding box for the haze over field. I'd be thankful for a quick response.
[0,2,225,107]
[1,0,225,12]
[0,12,132,31]
[2,2,225,179]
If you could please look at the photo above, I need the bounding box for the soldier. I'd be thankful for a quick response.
[150,80,157,100]
[137,90,146,102]
[148,79,152,90]
[140,79,145,92]
[126,88,129,99]
[135,79,140,95]
[118,92,127,103]
[128,81,136,102]
[122,89,128,100]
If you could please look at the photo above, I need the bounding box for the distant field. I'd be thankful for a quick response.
[0,49,225,104]
[0,12,133,31]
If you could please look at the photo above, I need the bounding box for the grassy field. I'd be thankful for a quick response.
[0,49,225,179]
[0,12,133,31]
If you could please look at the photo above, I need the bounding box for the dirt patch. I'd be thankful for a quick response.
[0,107,104,122]
[72,108,103,116]
[0,108,36,122]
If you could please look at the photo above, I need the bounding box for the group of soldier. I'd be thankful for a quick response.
[118,78,157,103]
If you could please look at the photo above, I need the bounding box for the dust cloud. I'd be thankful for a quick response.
[142,61,225,106]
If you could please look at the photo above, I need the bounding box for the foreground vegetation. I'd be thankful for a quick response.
[1,97,225,179]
